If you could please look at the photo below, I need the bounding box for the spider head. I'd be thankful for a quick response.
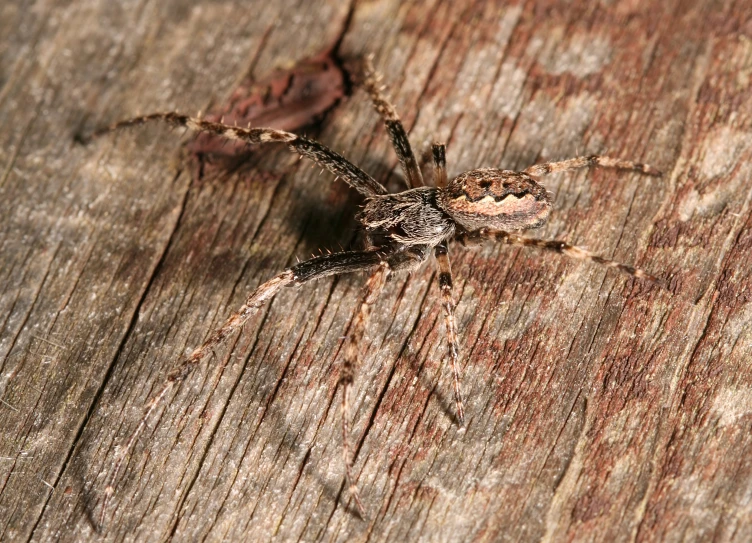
[437,169,552,232]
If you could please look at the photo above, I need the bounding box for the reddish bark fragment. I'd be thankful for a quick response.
[188,49,345,158]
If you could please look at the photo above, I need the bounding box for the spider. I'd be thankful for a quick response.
[94,57,662,521]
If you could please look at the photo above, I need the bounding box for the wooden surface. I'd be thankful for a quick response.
[2,1,752,541]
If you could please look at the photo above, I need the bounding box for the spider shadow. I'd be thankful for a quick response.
[71,118,418,532]
[402,309,464,428]
[72,367,358,534]
[78,471,102,534]
[252,389,366,520]
[195,145,417,259]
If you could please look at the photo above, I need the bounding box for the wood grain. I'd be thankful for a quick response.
[2,1,751,541]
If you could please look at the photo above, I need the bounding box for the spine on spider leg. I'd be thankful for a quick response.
[289,250,386,283]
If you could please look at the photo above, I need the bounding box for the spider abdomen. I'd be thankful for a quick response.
[437,168,552,232]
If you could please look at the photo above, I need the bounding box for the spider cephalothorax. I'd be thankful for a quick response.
[359,187,455,246]
[94,57,662,524]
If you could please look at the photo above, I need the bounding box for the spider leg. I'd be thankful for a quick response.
[100,250,408,525]
[340,264,390,518]
[100,247,428,526]
[523,155,661,178]
[458,229,665,286]
[94,112,387,197]
[432,143,447,188]
[430,145,464,423]
[100,269,294,526]
[434,242,465,426]
[361,56,423,188]
[299,247,430,519]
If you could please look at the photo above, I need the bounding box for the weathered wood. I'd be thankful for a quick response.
[2,1,752,541]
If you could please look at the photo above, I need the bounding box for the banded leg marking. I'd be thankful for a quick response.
[523,155,661,178]
[458,230,664,286]
[95,112,387,197]
[361,56,423,188]
[435,242,465,425]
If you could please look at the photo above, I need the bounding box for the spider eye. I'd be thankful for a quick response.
[437,169,552,231]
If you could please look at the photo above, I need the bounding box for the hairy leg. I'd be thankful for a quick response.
[100,246,431,525]
[100,249,398,525]
[93,112,387,197]
[458,229,665,286]
[523,155,661,178]
[100,270,294,526]
[430,146,464,422]
[434,242,465,425]
[360,56,423,188]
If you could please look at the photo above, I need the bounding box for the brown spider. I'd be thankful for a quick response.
[95,57,662,521]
